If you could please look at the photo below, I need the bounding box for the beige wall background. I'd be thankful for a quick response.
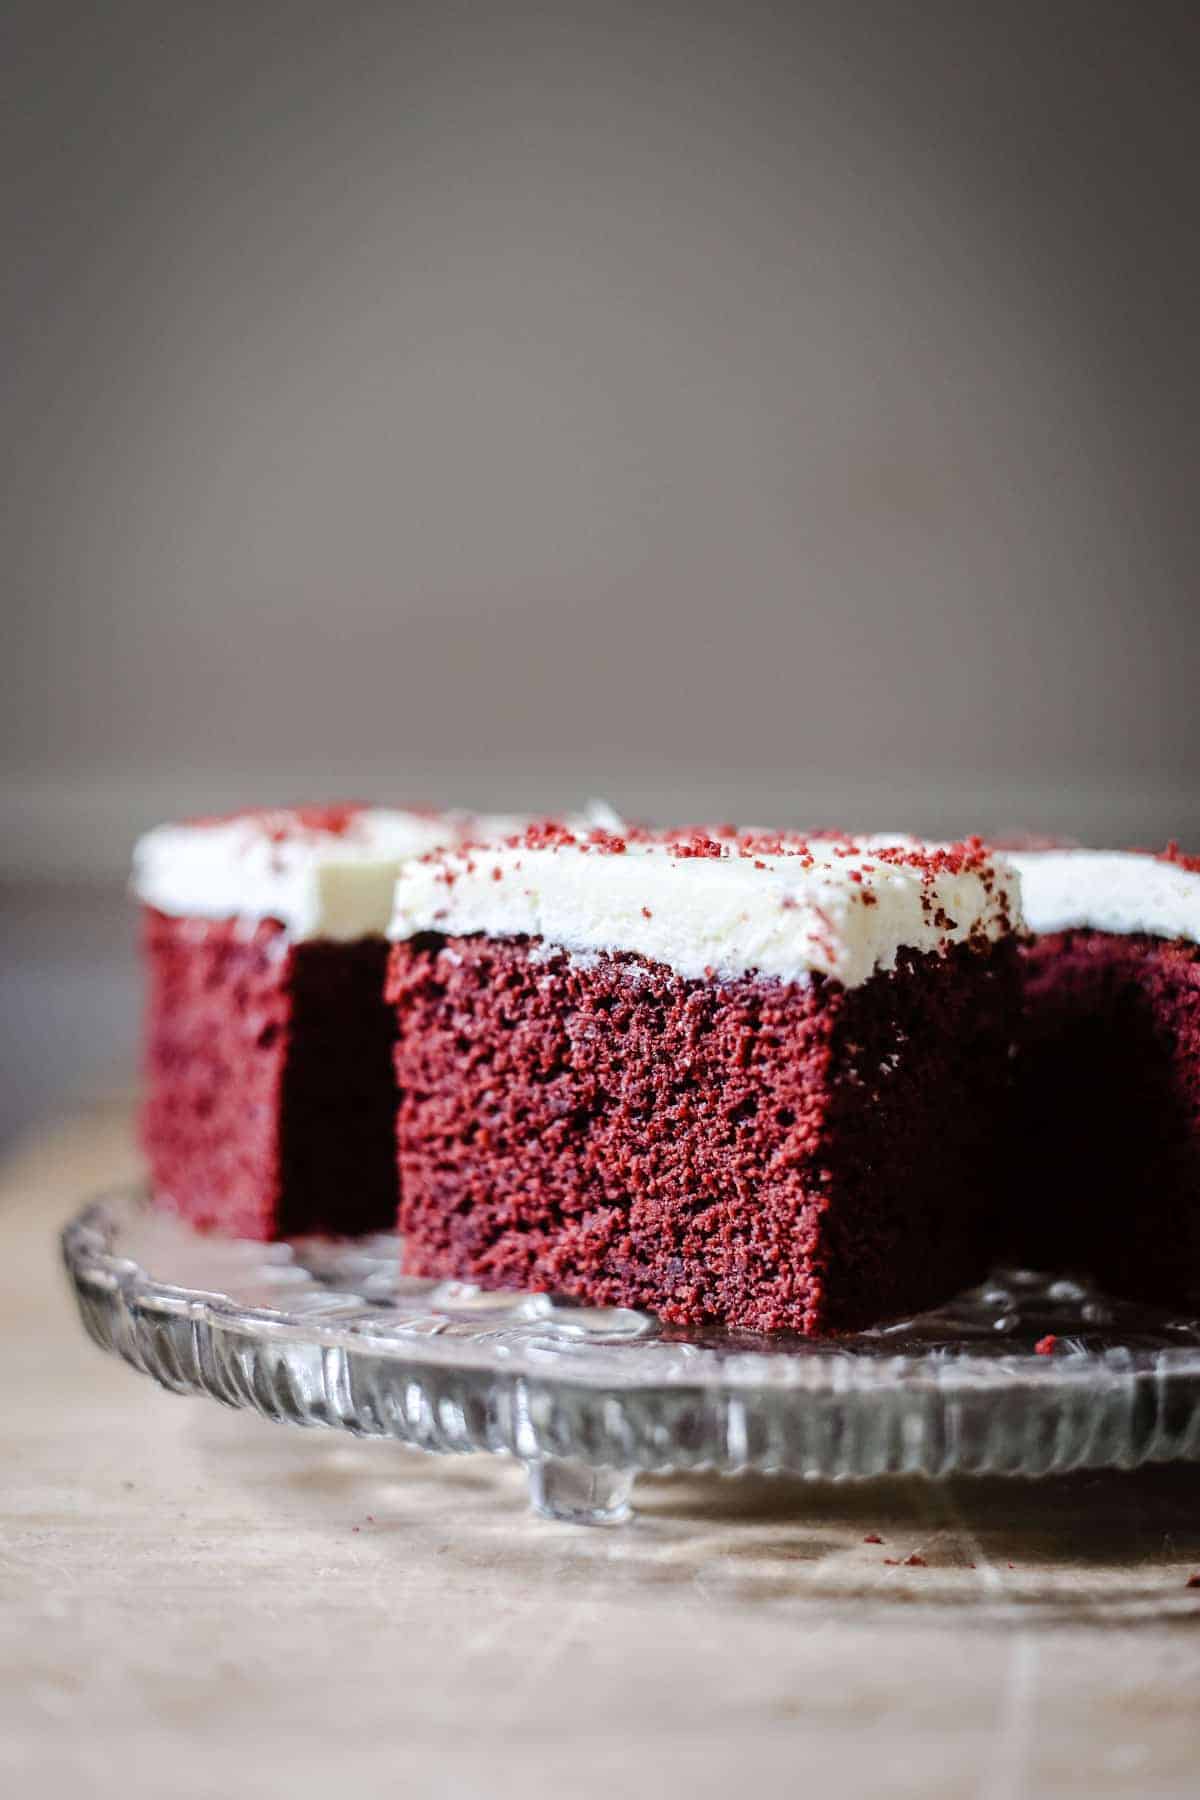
[4,0,1199,881]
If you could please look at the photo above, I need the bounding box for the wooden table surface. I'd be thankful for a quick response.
[4,1104,1200,1799]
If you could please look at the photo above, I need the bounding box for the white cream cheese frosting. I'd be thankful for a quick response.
[132,807,519,941]
[1008,848,1200,944]
[387,829,1021,988]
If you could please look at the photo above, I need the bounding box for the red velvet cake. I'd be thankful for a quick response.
[1008,844,1200,1304]
[385,827,1022,1334]
[135,804,524,1239]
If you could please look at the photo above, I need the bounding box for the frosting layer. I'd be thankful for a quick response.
[132,806,520,941]
[388,829,1020,988]
[1009,848,1200,944]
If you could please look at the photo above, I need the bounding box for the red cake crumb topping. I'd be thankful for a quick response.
[1187,1573,1200,1589]
[419,822,1007,884]
[509,820,584,853]
[669,834,726,859]
[1020,837,1200,872]
[1157,841,1200,874]
[1034,1334,1059,1356]
[260,804,371,842]
[179,801,397,841]
[997,834,1200,871]
[863,1533,885,1544]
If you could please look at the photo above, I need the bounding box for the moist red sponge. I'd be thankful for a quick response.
[141,908,397,1238]
[1012,927,1200,1304]
[388,935,1018,1335]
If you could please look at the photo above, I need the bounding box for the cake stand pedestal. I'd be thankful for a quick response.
[525,1457,634,1524]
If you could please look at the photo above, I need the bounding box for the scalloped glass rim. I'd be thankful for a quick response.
[63,1186,1200,1488]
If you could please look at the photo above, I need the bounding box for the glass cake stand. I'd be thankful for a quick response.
[63,1186,1200,1524]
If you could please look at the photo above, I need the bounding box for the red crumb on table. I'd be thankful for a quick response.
[1035,1334,1059,1356]
[903,1553,927,1568]
[1187,1573,1200,1589]
[863,1532,884,1545]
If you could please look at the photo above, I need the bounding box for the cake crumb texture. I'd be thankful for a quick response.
[388,935,1017,1335]
[1013,927,1200,1304]
[141,909,397,1238]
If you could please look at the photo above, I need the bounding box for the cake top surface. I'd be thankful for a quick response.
[387,825,1021,987]
[1007,843,1200,943]
[132,805,532,940]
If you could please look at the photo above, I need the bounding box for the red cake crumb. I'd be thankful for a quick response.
[260,803,369,841]
[388,933,1018,1335]
[182,801,376,837]
[863,1533,885,1545]
[1187,1573,1200,1588]
[903,1553,927,1567]
[414,821,1013,897]
[1156,840,1200,874]
[141,909,397,1238]
[1112,839,1200,873]
[1034,1334,1059,1356]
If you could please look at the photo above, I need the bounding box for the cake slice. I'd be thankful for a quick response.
[386,826,1022,1334]
[1007,843,1200,1303]
[135,804,525,1239]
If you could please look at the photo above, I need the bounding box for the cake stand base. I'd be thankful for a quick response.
[524,1457,635,1525]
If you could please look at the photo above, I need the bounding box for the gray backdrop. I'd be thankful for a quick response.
[5,0,1199,880]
